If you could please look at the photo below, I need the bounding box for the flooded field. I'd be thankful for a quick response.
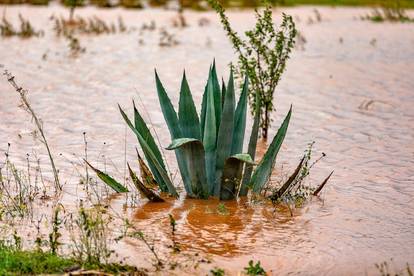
[1,4,414,275]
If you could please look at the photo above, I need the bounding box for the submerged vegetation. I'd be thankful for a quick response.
[362,1,414,22]
[0,13,43,38]
[51,15,129,36]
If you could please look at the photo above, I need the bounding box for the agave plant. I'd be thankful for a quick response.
[113,62,292,200]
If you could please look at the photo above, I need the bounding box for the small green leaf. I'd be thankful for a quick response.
[166,138,200,150]
[231,153,255,164]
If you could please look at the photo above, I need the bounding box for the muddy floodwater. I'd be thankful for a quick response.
[1,5,414,275]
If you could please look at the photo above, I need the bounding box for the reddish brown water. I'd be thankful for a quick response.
[1,5,414,275]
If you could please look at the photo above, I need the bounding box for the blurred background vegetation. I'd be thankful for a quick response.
[0,0,413,8]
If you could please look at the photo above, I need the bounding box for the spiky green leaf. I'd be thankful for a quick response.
[251,106,292,194]
[215,71,235,196]
[155,71,193,196]
[203,70,217,195]
[178,72,201,140]
[221,78,226,107]
[200,66,211,139]
[240,90,261,196]
[231,75,249,155]
[211,61,222,132]
[133,102,167,190]
[85,160,128,193]
[119,105,178,197]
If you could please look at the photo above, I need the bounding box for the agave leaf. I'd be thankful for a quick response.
[240,89,261,196]
[200,65,211,139]
[178,71,201,140]
[221,77,226,107]
[231,153,255,164]
[128,163,164,202]
[203,70,217,195]
[166,138,209,198]
[220,154,254,200]
[231,76,249,155]
[119,105,178,197]
[155,70,193,196]
[313,171,334,196]
[211,61,222,132]
[215,71,235,196]
[251,106,292,194]
[136,149,158,188]
[133,101,165,168]
[155,70,182,138]
[269,156,304,201]
[85,160,128,193]
[133,102,166,190]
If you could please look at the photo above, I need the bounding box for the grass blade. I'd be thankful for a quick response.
[215,71,235,196]
[231,75,249,155]
[128,163,164,202]
[167,138,209,198]
[251,106,292,194]
[85,160,128,193]
[178,71,201,140]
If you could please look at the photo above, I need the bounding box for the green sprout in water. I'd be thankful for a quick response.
[211,267,225,276]
[216,203,229,215]
[244,260,266,275]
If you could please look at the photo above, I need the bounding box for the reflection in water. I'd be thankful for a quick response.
[132,198,304,259]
